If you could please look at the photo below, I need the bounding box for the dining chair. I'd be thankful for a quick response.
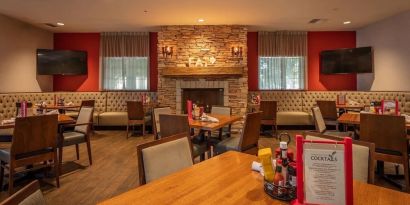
[214,112,262,156]
[0,114,13,142]
[152,107,172,139]
[304,131,375,184]
[126,101,145,139]
[137,133,193,185]
[0,114,60,195]
[360,113,409,192]
[0,180,46,205]
[316,100,339,126]
[259,101,278,137]
[159,114,207,161]
[311,107,353,138]
[210,106,232,139]
[59,106,93,173]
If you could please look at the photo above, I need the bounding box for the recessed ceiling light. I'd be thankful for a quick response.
[197,18,205,23]
[56,22,65,26]
[343,21,351,25]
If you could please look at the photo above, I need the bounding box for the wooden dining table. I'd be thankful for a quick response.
[0,114,75,130]
[338,112,410,129]
[98,151,410,205]
[189,114,242,131]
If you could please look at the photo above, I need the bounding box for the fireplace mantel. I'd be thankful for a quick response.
[161,66,244,78]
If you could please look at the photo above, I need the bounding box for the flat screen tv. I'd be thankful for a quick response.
[320,46,373,74]
[37,49,88,75]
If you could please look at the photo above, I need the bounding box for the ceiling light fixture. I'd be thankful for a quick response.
[197,18,205,23]
[343,21,351,25]
[56,22,65,26]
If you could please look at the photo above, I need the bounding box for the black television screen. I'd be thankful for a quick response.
[37,49,88,75]
[320,47,373,74]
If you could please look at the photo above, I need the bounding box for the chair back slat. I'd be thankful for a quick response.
[127,101,144,120]
[211,106,231,116]
[316,100,338,120]
[11,115,58,158]
[74,107,93,134]
[0,180,46,205]
[312,107,327,133]
[259,101,277,120]
[159,114,190,138]
[239,112,262,153]
[360,113,407,154]
[81,100,95,107]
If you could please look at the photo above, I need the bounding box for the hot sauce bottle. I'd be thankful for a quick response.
[274,159,285,196]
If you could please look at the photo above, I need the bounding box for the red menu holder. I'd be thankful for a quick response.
[187,100,193,120]
[291,135,353,205]
[381,99,399,115]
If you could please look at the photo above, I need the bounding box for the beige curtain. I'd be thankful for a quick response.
[101,32,149,57]
[258,31,307,57]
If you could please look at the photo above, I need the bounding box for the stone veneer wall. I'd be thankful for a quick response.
[157,25,248,132]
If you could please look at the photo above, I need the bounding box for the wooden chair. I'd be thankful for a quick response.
[311,107,353,137]
[159,114,207,161]
[0,180,46,205]
[360,113,409,192]
[304,131,375,184]
[59,106,94,173]
[126,101,145,139]
[259,101,278,137]
[152,107,172,139]
[316,100,339,126]
[210,106,232,139]
[0,115,60,195]
[137,133,193,185]
[214,112,262,156]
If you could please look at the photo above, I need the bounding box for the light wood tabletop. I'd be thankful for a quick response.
[98,151,410,205]
[189,114,242,131]
[336,104,365,110]
[44,104,80,110]
[338,113,410,129]
[0,114,75,130]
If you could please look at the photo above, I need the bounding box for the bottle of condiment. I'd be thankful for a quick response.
[274,160,285,196]
[288,162,297,188]
[279,142,288,184]
[258,148,275,183]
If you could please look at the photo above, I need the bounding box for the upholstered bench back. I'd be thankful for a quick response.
[56,92,107,113]
[250,91,304,111]
[0,92,54,118]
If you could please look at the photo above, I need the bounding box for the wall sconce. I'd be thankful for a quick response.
[231,46,242,57]
[162,46,173,58]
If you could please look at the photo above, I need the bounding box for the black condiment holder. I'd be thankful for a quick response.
[264,181,296,201]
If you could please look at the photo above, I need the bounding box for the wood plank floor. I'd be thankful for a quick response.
[0,130,405,204]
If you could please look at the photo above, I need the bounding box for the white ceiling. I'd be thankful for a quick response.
[0,0,409,32]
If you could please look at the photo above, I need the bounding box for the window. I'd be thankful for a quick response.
[258,56,305,90]
[101,32,149,90]
[103,57,148,90]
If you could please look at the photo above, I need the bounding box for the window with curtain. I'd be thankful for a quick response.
[101,32,149,90]
[258,31,307,90]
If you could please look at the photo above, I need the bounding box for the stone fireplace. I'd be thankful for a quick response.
[157,25,248,131]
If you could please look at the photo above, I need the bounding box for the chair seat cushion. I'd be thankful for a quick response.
[66,111,99,125]
[99,112,151,126]
[214,137,240,154]
[63,131,86,146]
[277,111,314,126]
[323,130,353,137]
[0,148,10,162]
[192,143,207,158]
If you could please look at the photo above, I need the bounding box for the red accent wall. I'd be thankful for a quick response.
[53,33,100,91]
[149,32,158,91]
[308,31,357,91]
[247,32,259,91]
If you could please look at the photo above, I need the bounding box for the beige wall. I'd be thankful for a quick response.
[357,11,410,91]
[0,14,53,92]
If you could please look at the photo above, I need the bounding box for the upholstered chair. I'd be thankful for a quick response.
[311,107,353,137]
[214,112,262,156]
[0,180,46,205]
[210,106,232,139]
[137,133,193,185]
[60,106,94,172]
[152,107,172,139]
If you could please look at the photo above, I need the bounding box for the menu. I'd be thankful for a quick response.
[303,143,346,205]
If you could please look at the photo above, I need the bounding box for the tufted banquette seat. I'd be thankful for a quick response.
[249,91,410,126]
[0,91,157,127]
